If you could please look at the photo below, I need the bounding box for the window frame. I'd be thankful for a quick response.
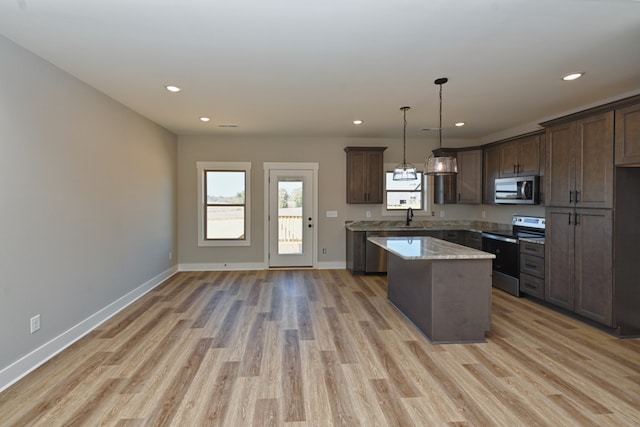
[382,163,431,216]
[197,161,251,247]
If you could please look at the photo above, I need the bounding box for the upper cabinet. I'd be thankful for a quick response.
[545,111,614,209]
[483,145,501,204]
[499,133,542,177]
[456,149,482,204]
[615,102,640,166]
[345,146,386,204]
[482,131,544,204]
[433,149,482,205]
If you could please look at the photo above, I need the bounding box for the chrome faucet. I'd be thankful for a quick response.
[406,207,414,226]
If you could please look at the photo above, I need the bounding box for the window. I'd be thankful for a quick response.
[385,170,424,211]
[197,162,251,247]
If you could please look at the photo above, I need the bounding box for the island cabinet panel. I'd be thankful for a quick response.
[615,102,640,166]
[545,111,614,209]
[345,147,386,204]
[387,254,492,344]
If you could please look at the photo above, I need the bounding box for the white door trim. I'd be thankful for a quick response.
[263,162,319,268]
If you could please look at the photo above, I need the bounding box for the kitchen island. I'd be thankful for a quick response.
[368,236,495,344]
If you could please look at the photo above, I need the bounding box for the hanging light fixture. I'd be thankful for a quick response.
[426,77,457,175]
[393,106,417,181]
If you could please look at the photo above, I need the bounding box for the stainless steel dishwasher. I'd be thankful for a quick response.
[365,231,393,273]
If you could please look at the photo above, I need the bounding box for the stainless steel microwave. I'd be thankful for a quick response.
[494,176,539,204]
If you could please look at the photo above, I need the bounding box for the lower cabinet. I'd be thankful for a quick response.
[545,207,613,326]
[519,241,545,299]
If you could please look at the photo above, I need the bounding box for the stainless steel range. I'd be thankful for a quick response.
[482,215,545,296]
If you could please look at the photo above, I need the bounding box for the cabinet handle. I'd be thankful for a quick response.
[568,212,572,225]
[569,190,573,203]
[575,213,579,225]
[575,190,580,203]
[513,164,517,174]
[458,193,461,201]
[525,263,537,269]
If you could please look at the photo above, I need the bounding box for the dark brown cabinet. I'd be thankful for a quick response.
[433,149,481,205]
[543,110,614,328]
[345,147,386,204]
[500,133,542,177]
[615,102,640,166]
[456,149,482,204]
[545,111,614,209]
[482,132,543,205]
[519,242,545,300]
[483,145,501,204]
[545,207,613,326]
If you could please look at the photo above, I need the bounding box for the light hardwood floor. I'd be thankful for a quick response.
[0,270,639,426]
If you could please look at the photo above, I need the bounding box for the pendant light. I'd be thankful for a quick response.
[426,77,458,175]
[393,106,417,181]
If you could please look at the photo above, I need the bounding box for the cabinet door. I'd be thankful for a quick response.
[365,150,384,204]
[615,103,640,166]
[500,141,519,177]
[457,149,482,204]
[575,112,613,209]
[574,209,613,326]
[483,145,501,204]
[346,150,368,203]
[545,208,575,310]
[517,134,541,176]
[345,148,386,204]
[545,123,574,207]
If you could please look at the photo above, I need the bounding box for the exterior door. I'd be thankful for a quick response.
[268,168,315,267]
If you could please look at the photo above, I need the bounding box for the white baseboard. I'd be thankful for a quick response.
[179,261,345,271]
[179,262,267,271]
[0,266,178,393]
[316,261,346,269]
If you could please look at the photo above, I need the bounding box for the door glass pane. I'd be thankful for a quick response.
[278,179,303,254]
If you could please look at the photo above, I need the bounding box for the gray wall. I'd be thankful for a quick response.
[0,36,178,379]
[177,135,545,268]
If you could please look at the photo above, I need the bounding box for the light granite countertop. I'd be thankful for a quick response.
[367,236,496,260]
[346,219,511,233]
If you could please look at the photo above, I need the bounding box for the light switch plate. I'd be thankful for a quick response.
[326,210,338,217]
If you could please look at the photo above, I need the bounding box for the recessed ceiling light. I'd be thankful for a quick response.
[199,117,211,122]
[562,72,584,81]
[165,85,181,92]
[353,120,363,125]
[455,122,465,127]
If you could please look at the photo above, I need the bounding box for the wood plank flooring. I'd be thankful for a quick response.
[1,269,639,426]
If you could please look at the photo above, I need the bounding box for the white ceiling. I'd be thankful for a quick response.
[1,0,640,141]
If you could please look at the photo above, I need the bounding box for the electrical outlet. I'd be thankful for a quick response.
[30,314,40,334]
[322,248,327,254]
[366,211,371,218]
[482,210,486,218]
[169,251,172,260]
[440,210,445,218]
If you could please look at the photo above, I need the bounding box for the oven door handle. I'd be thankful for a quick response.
[481,233,518,244]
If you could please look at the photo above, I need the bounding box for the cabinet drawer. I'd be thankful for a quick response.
[520,241,544,257]
[520,273,544,299]
[520,253,545,278]
[442,230,463,244]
